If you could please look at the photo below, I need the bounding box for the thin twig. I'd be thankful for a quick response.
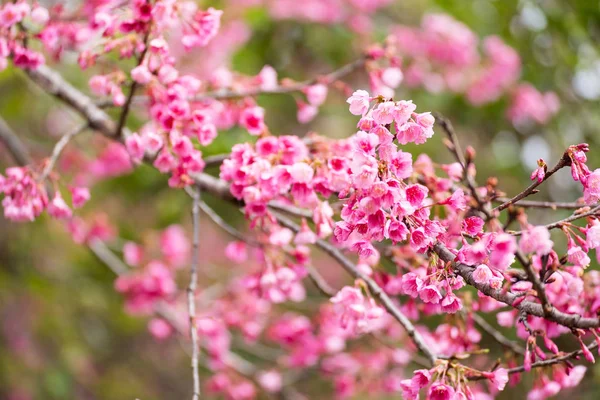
[471,313,525,355]
[188,188,201,400]
[515,250,553,315]
[114,31,151,138]
[197,198,262,247]
[493,198,587,210]
[0,116,32,166]
[38,123,88,182]
[434,113,492,219]
[509,205,600,236]
[494,153,571,212]
[305,264,337,297]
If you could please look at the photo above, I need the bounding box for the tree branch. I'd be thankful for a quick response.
[433,242,600,329]
[39,123,88,182]
[471,312,525,355]
[188,188,201,400]
[494,152,571,212]
[0,116,32,166]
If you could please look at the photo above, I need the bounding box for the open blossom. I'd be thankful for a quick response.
[428,382,455,400]
[239,106,266,135]
[330,286,385,335]
[584,169,600,204]
[181,7,223,49]
[488,368,508,391]
[519,226,553,255]
[47,193,72,219]
[347,90,371,115]
[70,187,90,209]
[473,264,492,284]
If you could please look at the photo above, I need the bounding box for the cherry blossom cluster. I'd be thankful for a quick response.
[0,166,90,222]
[0,1,47,70]
[4,1,600,399]
[389,13,559,126]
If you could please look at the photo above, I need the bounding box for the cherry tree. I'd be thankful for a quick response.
[0,1,598,399]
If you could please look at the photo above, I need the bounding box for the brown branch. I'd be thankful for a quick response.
[0,116,32,166]
[114,31,151,138]
[24,66,127,140]
[433,242,600,329]
[494,153,571,212]
[510,205,600,236]
[493,198,587,210]
[505,341,598,374]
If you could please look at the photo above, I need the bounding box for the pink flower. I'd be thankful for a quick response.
[567,245,591,268]
[304,84,328,106]
[131,65,153,84]
[489,233,516,270]
[372,101,396,125]
[519,226,553,255]
[488,368,508,391]
[123,242,144,266]
[530,159,546,183]
[0,4,24,28]
[463,216,484,235]
[148,318,173,340]
[239,106,266,136]
[584,169,600,204]
[225,241,248,263]
[125,133,145,163]
[428,382,455,400]
[257,370,282,393]
[330,286,385,335]
[419,285,442,304]
[181,7,223,49]
[30,6,49,25]
[160,225,190,267]
[441,189,467,211]
[473,264,492,284]
[441,293,462,313]
[586,220,600,249]
[47,193,72,219]
[347,90,371,116]
[381,67,403,88]
[401,272,423,298]
[70,187,90,209]
[296,101,318,124]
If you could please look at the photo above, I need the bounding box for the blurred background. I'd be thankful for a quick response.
[1,0,600,398]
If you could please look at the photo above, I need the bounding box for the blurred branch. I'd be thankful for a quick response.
[0,116,32,166]
[187,188,202,400]
[470,313,525,355]
[493,152,571,212]
[38,123,88,182]
[509,204,600,236]
[493,198,586,209]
